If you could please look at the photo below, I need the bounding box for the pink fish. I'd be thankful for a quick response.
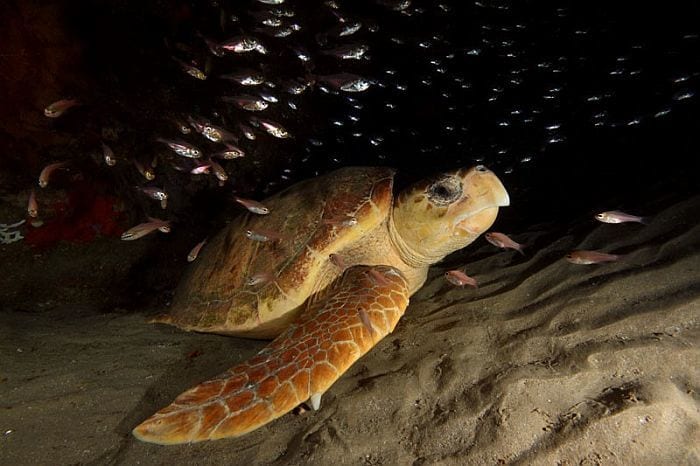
[368,269,392,286]
[208,158,228,182]
[357,308,375,335]
[315,73,371,92]
[27,189,38,218]
[156,138,202,158]
[186,115,207,134]
[187,239,207,262]
[44,99,80,118]
[244,228,283,242]
[173,118,192,134]
[485,232,525,255]
[200,123,237,143]
[138,186,167,202]
[251,117,291,138]
[444,270,478,288]
[246,271,275,286]
[234,196,270,215]
[121,219,171,241]
[329,253,346,269]
[101,142,117,166]
[221,94,268,111]
[134,160,155,180]
[197,33,225,57]
[173,57,206,80]
[138,187,168,209]
[219,36,265,54]
[322,216,358,227]
[190,163,211,175]
[565,250,622,265]
[239,123,257,140]
[38,162,68,188]
[212,144,245,159]
[220,69,265,86]
[595,210,648,225]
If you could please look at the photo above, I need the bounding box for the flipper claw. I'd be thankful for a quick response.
[310,393,322,411]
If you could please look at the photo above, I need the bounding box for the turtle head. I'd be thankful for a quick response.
[391,165,510,265]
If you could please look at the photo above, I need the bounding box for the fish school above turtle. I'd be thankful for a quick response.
[133,165,509,444]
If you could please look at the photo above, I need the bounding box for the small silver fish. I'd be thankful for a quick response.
[186,115,207,133]
[259,16,282,27]
[270,7,295,17]
[121,219,171,241]
[190,163,211,174]
[245,228,282,242]
[203,124,236,143]
[234,196,270,215]
[38,162,68,188]
[222,95,269,111]
[219,69,265,86]
[172,118,192,134]
[156,138,202,158]
[173,57,206,80]
[101,142,117,166]
[239,123,257,140]
[334,21,362,38]
[258,90,279,103]
[134,160,155,181]
[208,158,228,182]
[27,189,38,218]
[212,145,245,159]
[565,250,622,265]
[444,270,478,287]
[246,271,275,286]
[139,187,167,209]
[197,33,225,57]
[255,118,291,138]
[594,210,648,224]
[322,43,369,60]
[282,78,311,95]
[219,36,265,54]
[139,186,167,201]
[266,24,299,38]
[316,73,372,93]
[44,99,80,118]
[290,45,312,62]
[187,239,207,262]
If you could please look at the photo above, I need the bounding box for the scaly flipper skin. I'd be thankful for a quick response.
[133,265,409,444]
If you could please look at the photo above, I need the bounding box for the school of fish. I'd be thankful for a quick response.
[26,1,693,286]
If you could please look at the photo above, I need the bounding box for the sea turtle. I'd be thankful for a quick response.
[133,165,509,444]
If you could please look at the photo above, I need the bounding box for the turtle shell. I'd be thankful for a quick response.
[163,166,396,338]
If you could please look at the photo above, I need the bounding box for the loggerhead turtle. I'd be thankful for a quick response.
[133,165,509,444]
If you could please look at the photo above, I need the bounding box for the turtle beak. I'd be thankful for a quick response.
[493,175,510,207]
[451,166,509,233]
[473,164,509,208]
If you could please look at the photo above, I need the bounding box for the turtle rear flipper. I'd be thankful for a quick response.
[132,265,410,444]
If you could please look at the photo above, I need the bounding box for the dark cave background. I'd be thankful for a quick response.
[0,0,698,312]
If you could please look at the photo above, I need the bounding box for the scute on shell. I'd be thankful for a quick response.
[159,166,396,338]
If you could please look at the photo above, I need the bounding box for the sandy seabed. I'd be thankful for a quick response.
[2,195,699,465]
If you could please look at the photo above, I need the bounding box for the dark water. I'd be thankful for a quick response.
[55,0,699,231]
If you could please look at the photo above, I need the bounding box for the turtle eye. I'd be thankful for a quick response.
[427,176,462,206]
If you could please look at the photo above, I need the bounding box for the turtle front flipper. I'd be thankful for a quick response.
[132,265,410,444]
